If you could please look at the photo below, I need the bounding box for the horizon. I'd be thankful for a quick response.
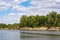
[0,0,60,24]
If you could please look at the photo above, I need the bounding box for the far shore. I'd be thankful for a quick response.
[20,27,60,31]
[0,27,60,31]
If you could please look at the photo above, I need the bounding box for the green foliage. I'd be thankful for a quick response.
[0,11,60,30]
[0,23,19,29]
[20,11,60,28]
[46,11,57,27]
[0,23,6,28]
[20,15,28,27]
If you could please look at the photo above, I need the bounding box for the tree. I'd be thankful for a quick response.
[0,23,6,28]
[20,11,60,29]
[20,15,28,27]
[57,14,60,27]
[46,11,57,30]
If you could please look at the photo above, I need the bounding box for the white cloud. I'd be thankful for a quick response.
[31,0,55,7]
[12,0,60,16]
[14,0,19,2]
[0,0,60,24]
[13,5,29,11]
[8,12,16,16]
[0,0,28,11]
[0,15,20,24]
[14,0,27,2]
[0,1,12,11]
[5,3,12,6]
[17,13,26,15]
[0,1,6,5]
[13,0,27,5]
[55,0,60,2]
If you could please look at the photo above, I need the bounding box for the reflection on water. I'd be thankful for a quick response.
[0,30,20,40]
[20,31,60,40]
[0,30,60,40]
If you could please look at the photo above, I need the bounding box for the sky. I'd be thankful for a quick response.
[0,0,60,24]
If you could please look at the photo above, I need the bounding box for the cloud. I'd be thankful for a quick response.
[0,15,20,24]
[12,0,59,16]
[14,0,19,2]
[14,0,27,3]
[0,0,28,11]
[12,5,28,11]
[0,1,11,11]
[8,12,16,16]
[55,0,60,2]
[0,0,60,24]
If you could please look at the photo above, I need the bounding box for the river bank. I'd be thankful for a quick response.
[0,27,60,31]
[20,27,60,31]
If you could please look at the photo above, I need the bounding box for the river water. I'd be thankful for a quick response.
[0,30,60,40]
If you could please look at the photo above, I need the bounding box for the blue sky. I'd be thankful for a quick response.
[0,0,60,24]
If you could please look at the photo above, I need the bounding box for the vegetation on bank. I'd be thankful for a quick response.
[20,11,60,30]
[0,11,60,30]
[0,23,20,30]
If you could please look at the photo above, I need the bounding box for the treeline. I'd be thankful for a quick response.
[20,11,60,28]
[0,11,60,30]
[0,23,20,29]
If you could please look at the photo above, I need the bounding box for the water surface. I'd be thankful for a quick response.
[0,30,60,40]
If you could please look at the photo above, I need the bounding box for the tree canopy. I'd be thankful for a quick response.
[0,11,60,30]
[20,11,60,28]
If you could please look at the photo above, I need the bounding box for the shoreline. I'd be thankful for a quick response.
[0,27,60,31]
[20,27,60,31]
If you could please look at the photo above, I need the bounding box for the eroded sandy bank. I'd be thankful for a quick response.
[20,27,60,31]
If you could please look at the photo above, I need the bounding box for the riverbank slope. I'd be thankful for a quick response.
[0,27,60,30]
[20,27,60,31]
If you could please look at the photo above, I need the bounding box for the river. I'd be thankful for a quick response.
[0,30,60,40]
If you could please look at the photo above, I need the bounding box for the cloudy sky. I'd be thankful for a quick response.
[0,0,60,24]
